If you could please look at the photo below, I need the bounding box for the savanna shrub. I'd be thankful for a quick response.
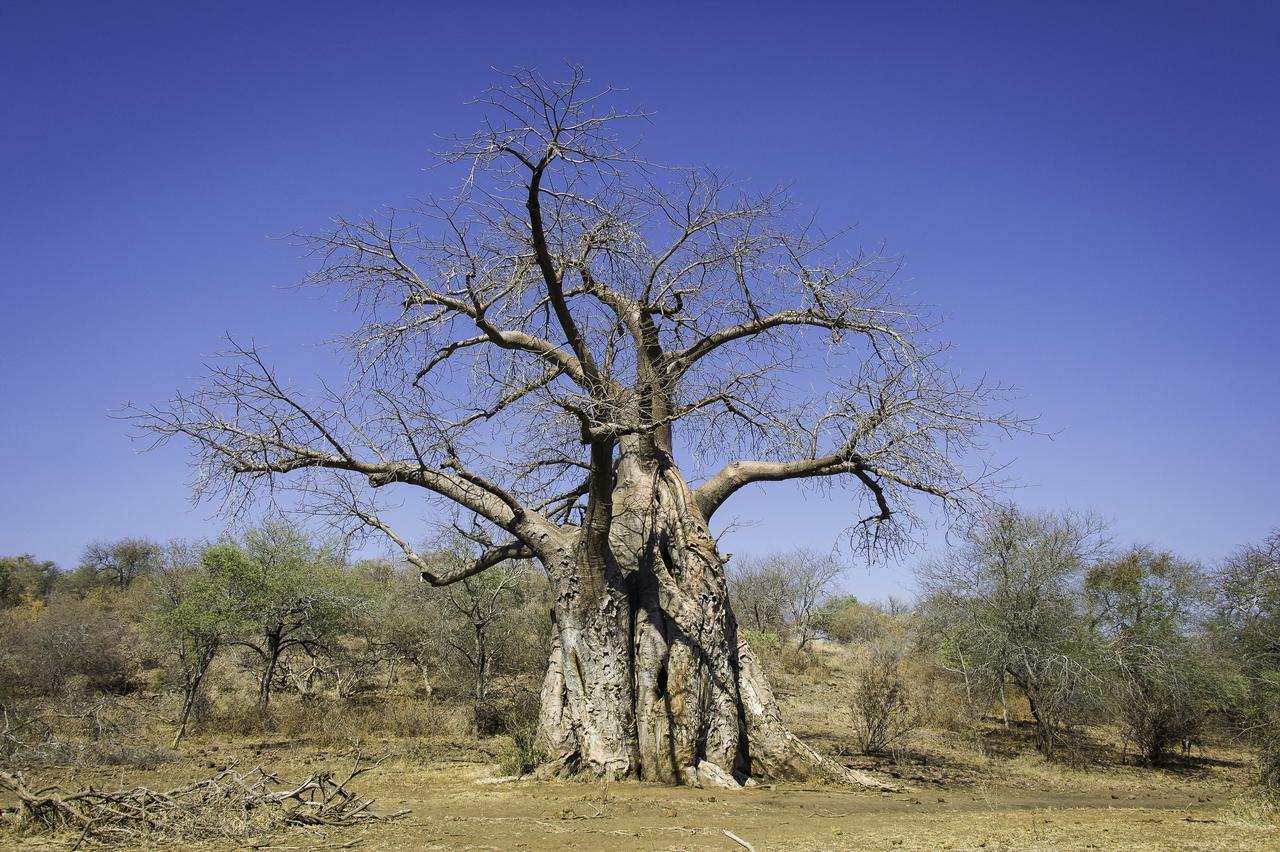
[850,639,920,755]
[498,710,547,777]
[0,597,141,695]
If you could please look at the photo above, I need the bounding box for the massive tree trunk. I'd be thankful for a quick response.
[535,442,886,788]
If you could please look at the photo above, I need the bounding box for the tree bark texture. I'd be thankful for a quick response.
[535,445,891,788]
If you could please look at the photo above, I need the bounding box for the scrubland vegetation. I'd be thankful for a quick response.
[1,512,1277,848]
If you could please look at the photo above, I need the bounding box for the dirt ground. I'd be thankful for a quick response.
[4,649,1275,850]
[4,731,1276,852]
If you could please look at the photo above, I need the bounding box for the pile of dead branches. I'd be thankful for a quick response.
[0,751,407,846]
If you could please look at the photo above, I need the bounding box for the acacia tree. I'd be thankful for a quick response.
[1214,530,1280,721]
[364,568,448,697]
[150,543,242,747]
[136,68,1019,786]
[78,538,161,592]
[1085,547,1209,765]
[920,507,1108,754]
[0,555,58,608]
[1212,529,1280,787]
[214,522,355,710]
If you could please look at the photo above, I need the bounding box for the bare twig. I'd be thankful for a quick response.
[0,751,407,846]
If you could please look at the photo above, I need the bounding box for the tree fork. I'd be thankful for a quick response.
[535,451,899,789]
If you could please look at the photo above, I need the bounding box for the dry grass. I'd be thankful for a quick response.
[2,638,1273,850]
[198,694,472,748]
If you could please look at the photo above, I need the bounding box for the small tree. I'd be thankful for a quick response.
[814,595,904,645]
[1086,547,1209,765]
[731,557,790,637]
[1211,529,1280,790]
[312,562,395,699]
[0,555,58,609]
[731,549,844,649]
[364,569,448,697]
[149,542,243,747]
[76,538,161,592]
[214,521,357,710]
[437,557,522,711]
[849,636,920,754]
[920,507,1108,755]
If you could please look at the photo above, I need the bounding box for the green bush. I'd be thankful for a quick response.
[498,710,546,777]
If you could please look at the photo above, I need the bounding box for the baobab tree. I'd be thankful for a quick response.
[135,68,1021,787]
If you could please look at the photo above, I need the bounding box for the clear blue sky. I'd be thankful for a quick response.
[2,1,1276,600]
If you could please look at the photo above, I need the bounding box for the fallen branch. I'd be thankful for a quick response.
[0,750,407,847]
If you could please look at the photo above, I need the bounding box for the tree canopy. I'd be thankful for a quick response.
[134,67,1022,576]
[132,67,1026,785]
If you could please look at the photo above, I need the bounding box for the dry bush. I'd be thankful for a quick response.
[818,598,900,645]
[473,684,542,737]
[472,700,508,737]
[1259,743,1280,798]
[740,630,781,661]
[1229,718,1280,826]
[1232,791,1280,827]
[0,596,143,696]
[780,643,823,675]
[2,694,174,770]
[741,630,825,678]
[202,704,274,738]
[0,702,63,765]
[300,698,442,748]
[186,647,480,747]
[849,639,920,755]
[498,708,547,776]
[84,741,177,770]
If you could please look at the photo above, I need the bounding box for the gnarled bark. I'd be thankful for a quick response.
[535,445,896,789]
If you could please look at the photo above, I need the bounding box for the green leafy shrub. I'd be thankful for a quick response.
[498,711,546,777]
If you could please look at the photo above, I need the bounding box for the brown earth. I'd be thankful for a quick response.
[3,649,1275,850]
[3,731,1275,851]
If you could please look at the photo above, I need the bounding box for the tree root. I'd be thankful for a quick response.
[0,750,407,847]
[735,639,903,792]
[778,733,904,792]
[518,747,901,792]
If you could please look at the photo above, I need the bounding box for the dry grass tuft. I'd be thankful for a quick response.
[1230,791,1280,826]
[200,695,467,748]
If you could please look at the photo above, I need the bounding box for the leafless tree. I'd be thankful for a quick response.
[134,67,1023,786]
[731,549,844,649]
[79,538,162,591]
